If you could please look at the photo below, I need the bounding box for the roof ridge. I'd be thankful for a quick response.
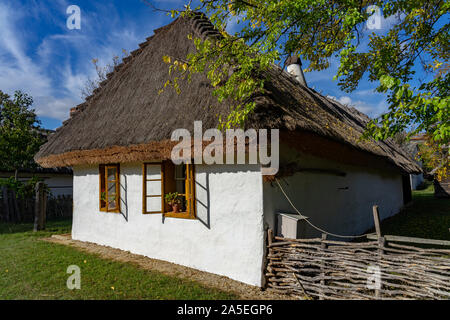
[189,12,222,40]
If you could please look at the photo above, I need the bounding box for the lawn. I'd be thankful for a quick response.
[377,183,450,240]
[0,219,237,300]
[1,184,447,300]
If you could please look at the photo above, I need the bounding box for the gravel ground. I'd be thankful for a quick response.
[43,234,293,300]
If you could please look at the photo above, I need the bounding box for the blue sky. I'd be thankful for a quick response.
[0,0,406,130]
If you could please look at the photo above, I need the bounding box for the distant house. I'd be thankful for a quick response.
[402,134,426,190]
[35,16,420,287]
[0,128,73,198]
[0,166,72,198]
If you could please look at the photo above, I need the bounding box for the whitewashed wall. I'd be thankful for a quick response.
[72,163,265,287]
[263,152,405,239]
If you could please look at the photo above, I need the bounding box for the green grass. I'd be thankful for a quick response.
[0,219,237,300]
[377,182,450,240]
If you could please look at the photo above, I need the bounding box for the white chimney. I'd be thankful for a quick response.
[286,56,307,87]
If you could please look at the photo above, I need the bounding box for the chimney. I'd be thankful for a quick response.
[69,107,79,118]
[286,56,307,87]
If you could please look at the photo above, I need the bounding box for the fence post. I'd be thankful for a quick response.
[33,182,46,232]
[263,228,274,289]
[319,233,327,300]
[268,228,273,246]
[372,205,384,299]
[372,205,382,238]
[2,186,10,222]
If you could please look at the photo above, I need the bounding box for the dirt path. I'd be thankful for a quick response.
[43,234,293,300]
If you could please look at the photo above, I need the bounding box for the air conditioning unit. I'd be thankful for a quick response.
[276,212,308,239]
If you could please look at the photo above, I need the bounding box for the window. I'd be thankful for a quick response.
[143,161,195,219]
[99,164,120,212]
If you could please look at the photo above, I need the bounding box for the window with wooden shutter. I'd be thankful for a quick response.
[99,164,120,213]
[142,161,195,219]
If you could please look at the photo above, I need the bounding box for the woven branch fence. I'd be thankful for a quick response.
[265,231,450,300]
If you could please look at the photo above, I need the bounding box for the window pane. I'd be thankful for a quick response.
[175,180,185,194]
[178,194,187,212]
[146,181,161,195]
[107,167,117,181]
[174,165,186,194]
[174,165,186,179]
[147,196,162,212]
[108,181,116,194]
[108,196,117,210]
[146,164,161,180]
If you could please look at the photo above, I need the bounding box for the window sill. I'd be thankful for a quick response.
[164,211,196,219]
[100,208,121,213]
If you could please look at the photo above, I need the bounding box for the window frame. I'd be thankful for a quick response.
[99,164,120,213]
[142,162,164,214]
[142,161,196,219]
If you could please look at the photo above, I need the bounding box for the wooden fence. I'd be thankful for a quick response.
[0,186,72,223]
[265,208,450,300]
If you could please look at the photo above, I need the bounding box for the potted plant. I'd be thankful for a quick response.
[100,191,116,209]
[164,192,182,213]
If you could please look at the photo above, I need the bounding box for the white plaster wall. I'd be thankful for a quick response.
[263,153,404,239]
[72,163,265,287]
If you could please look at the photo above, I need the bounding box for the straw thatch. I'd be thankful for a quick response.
[35,15,420,174]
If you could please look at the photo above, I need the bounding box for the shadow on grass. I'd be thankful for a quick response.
[0,218,72,236]
[366,186,450,241]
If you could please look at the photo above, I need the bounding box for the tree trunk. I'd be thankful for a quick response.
[34,182,46,231]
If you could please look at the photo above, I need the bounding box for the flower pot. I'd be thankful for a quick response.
[172,204,180,213]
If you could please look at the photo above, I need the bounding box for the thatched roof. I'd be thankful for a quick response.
[35,15,420,174]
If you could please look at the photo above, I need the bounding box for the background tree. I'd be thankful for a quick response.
[418,135,449,181]
[149,0,449,178]
[0,90,45,180]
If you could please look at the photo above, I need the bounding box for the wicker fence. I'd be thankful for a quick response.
[265,230,450,300]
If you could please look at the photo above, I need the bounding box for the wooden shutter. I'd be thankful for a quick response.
[185,163,196,218]
[143,163,163,214]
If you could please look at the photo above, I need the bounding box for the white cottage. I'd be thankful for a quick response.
[35,15,420,287]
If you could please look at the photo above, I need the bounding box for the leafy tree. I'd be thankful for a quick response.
[0,90,45,180]
[418,135,449,181]
[151,0,449,177]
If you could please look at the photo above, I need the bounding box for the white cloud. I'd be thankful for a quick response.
[0,1,166,125]
[327,94,388,118]
[0,2,79,121]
